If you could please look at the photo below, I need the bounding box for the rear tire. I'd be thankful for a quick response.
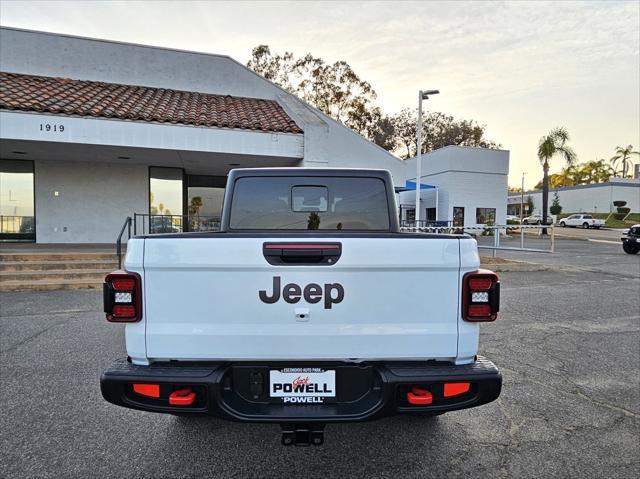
[523,220,529,225]
[560,221,566,227]
[582,222,589,229]
[622,242,640,254]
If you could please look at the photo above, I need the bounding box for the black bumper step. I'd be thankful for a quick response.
[101,357,501,423]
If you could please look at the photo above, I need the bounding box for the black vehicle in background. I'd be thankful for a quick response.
[621,225,640,254]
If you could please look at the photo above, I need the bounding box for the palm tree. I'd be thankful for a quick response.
[610,145,639,178]
[538,127,576,227]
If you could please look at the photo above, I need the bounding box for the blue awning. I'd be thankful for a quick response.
[394,180,437,193]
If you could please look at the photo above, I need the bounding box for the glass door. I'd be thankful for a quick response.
[149,167,184,233]
[0,160,35,242]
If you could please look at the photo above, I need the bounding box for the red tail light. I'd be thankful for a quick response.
[462,270,499,322]
[104,272,142,322]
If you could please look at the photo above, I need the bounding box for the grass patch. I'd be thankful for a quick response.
[605,217,631,228]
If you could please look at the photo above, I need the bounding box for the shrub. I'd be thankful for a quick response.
[550,192,562,215]
[613,200,627,208]
[617,207,631,215]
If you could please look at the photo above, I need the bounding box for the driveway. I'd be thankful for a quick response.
[554,226,626,242]
[1,257,638,478]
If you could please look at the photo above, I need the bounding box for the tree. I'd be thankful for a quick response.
[247,46,380,139]
[378,109,500,159]
[247,45,500,156]
[537,127,576,226]
[188,196,203,218]
[549,192,562,215]
[534,159,613,189]
[526,195,535,214]
[508,186,523,193]
[610,145,639,178]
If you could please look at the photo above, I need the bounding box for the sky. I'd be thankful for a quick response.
[1,0,638,189]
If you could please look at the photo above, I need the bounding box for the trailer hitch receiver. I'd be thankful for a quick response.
[281,424,325,446]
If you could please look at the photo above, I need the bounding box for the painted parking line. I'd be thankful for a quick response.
[587,239,621,245]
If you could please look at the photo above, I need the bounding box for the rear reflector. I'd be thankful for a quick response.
[468,304,492,317]
[133,383,160,398]
[468,277,492,290]
[406,386,433,405]
[444,382,471,397]
[112,305,136,318]
[112,278,135,291]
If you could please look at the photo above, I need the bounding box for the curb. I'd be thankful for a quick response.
[480,261,554,272]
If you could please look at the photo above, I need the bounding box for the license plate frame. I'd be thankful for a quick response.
[269,368,336,404]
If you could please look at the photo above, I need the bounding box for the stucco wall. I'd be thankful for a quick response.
[400,146,509,226]
[34,159,148,243]
[510,181,640,215]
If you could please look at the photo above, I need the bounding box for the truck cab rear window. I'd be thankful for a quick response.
[229,177,390,230]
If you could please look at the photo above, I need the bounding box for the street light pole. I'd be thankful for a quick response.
[520,172,526,249]
[520,172,526,223]
[415,89,439,225]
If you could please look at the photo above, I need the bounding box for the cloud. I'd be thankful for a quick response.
[1,0,638,187]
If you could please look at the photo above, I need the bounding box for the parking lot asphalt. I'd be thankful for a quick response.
[553,226,626,242]
[1,243,639,478]
[477,233,639,278]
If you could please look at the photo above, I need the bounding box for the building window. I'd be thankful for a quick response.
[0,159,35,241]
[453,207,465,227]
[149,167,184,233]
[187,175,225,232]
[476,208,496,225]
[405,208,415,223]
[426,208,436,222]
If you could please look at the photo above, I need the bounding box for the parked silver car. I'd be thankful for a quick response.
[522,214,554,225]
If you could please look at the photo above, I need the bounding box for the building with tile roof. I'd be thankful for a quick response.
[0,27,510,245]
[0,27,409,243]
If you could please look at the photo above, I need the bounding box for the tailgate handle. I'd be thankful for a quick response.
[263,243,341,266]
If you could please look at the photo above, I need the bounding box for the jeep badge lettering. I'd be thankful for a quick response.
[259,276,344,309]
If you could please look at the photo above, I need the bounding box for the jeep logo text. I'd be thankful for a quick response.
[259,276,344,309]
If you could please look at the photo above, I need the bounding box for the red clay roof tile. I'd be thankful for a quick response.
[0,71,303,134]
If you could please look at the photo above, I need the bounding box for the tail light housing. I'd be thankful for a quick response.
[462,270,499,321]
[104,272,142,322]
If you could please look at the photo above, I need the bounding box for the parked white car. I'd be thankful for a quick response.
[559,214,605,229]
[522,214,553,225]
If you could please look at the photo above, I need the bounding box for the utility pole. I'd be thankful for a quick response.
[415,89,439,225]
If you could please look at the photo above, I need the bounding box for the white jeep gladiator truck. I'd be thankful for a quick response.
[101,168,502,446]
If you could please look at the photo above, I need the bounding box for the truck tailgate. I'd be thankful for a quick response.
[142,236,463,361]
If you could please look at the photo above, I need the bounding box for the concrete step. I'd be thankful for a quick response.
[0,260,118,272]
[0,269,111,282]
[0,252,118,262]
[0,278,104,292]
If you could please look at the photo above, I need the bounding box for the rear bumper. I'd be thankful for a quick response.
[101,357,501,423]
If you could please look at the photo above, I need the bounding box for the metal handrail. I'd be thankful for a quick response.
[399,224,555,254]
[115,216,132,269]
[0,215,35,234]
[400,220,453,228]
[133,213,221,235]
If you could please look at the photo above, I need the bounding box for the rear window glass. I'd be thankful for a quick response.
[583,215,592,219]
[229,176,390,230]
